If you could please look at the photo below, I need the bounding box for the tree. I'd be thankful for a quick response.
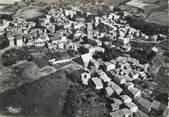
[67,70,82,83]
[103,48,122,61]
[0,35,9,49]
[62,86,78,117]
[125,16,168,36]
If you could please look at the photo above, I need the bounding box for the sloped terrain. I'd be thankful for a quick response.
[0,70,71,116]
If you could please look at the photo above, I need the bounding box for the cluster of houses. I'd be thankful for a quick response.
[0,4,166,51]
[0,4,168,117]
[75,52,168,116]
[76,55,135,116]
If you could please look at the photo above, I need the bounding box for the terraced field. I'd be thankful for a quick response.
[14,6,44,19]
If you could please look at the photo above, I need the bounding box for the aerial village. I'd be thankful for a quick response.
[0,4,168,117]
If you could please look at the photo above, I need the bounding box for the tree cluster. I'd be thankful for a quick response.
[0,35,9,50]
[125,16,168,36]
[103,48,122,61]
[1,49,32,66]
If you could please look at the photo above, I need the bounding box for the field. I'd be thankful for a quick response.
[146,11,169,26]
[14,7,44,19]
[126,0,167,11]
[0,0,22,11]
[0,0,22,4]
[126,0,149,9]
[125,0,168,26]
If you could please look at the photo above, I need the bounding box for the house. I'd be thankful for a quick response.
[152,47,158,53]
[95,39,102,46]
[128,87,141,98]
[110,59,117,65]
[123,44,131,52]
[15,35,23,47]
[116,56,127,63]
[91,77,103,90]
[50,59,71,65]
[89,47,97,54]
[123,75,134,82]
[105,87,114,97]
[94,47,105,53]
[100,74,111,82]
[96,69,106,76]
[120,108,132,117]
[16,38,23,47]
[142,89,153,99]
[88,58,100,69]
[8,36,15,47]
[121,37,130,45]
[65,9,76,18]
[120,95,132,103]
[72,53,92,69]
[125,102,138,113]
[58,42,65,49]
[127,57,139,65]
[129,70,139,79]
[109,110,123,117]
[111,103,120,112]
[108,81,123,95]
[29,28,43,37]
[43,23,55,33]
[113,98,123,105]
[88,46,105,54]
[109,70,116,77]
[70,43,78,51]
[49,59,56,63]
[94,16,100,26]
[87,23,93,40]
[124,82,134,89]
[74,22,85,30]
[103,62,115,71]
[114,74,126,85]
[27,40,34,46]
[51,35,60,44]
[88,38,100,46]
[151,100,161,111]
[135,97,152,113]
[81,72,91,85]
[60,35,67,42]
[35,38,45,47]
[110,108,132,117]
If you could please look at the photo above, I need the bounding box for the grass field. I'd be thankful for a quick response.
[0,0,22,4]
